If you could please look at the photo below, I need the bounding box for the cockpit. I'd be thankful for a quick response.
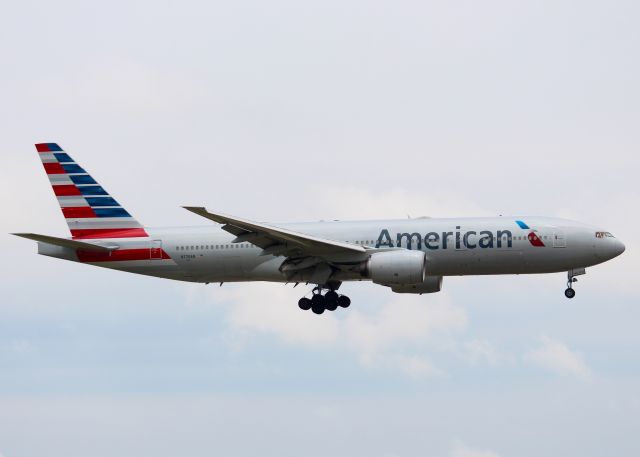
[595,231,615,238]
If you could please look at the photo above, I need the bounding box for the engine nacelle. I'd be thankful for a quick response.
[390,276,443,294]
[366,250,426,285]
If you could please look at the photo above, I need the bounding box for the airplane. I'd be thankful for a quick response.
[14,143,625,314]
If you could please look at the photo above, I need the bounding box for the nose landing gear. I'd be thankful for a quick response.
[564,268,586,299]
[298,286,351,314]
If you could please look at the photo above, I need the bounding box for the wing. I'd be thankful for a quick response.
[182,206,366,257]
[182,207,368,285]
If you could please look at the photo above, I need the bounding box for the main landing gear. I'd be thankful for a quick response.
[298,287,351,314]
[564,268,586,299]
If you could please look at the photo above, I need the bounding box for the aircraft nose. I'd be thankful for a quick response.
[595,236,625,261]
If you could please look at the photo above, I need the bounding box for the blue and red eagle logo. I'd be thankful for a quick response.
[516,220,545,247]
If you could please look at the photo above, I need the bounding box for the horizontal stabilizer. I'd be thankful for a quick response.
[12,233,118,252]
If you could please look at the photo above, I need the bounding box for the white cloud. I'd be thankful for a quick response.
[525,335,591,378]
[394,354,444,379]
[463,340,500,366]
[343,294,467,365]
[219,283,340,347]
[451,442,501,457]
[206,282,467,378]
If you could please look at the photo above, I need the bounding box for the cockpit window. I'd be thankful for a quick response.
[595,231,615,238]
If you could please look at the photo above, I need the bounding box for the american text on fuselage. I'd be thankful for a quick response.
[376,227,517,250]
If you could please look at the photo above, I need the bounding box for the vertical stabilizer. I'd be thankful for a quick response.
[35,143,147,239]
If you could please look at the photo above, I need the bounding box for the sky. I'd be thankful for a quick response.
[0,0,639,456]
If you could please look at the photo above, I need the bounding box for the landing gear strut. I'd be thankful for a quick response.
[564,268,585,299]
[298,286,351,314]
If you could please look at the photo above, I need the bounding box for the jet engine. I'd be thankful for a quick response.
[390,275,443,294]
[365,250,426,285]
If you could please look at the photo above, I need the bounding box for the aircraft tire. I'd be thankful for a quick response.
[324,291,339,311]
[564,288,576,299]
[298,297,312,310]
[338,295,351,308]
[311,294,326,314]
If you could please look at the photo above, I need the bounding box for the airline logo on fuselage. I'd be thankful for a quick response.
[375,220,545,250]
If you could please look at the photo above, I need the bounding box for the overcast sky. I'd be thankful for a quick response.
[1,1,639,456]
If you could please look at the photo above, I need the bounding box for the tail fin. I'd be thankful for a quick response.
[35,143,148,239]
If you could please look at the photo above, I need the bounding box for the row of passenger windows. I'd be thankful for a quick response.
[355,235,553,244]
[177,235,554,251]
[176,243,252,251]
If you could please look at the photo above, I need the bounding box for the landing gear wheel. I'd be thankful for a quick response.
[564,269,585,300]
[324,291,339,311]
[298,297,312,310]
[338,295,351,308]
[311,294,326,314]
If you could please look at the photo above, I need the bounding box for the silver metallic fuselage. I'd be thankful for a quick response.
[39,216,625,284]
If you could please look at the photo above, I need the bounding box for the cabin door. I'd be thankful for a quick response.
[553,231,566,248]
[150,239,163,259]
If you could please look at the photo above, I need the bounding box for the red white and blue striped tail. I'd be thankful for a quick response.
[35,143,148,239]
